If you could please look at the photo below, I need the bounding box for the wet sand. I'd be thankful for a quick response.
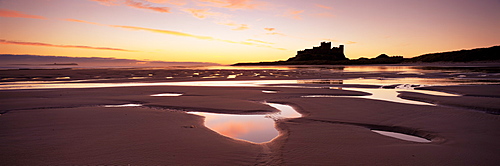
[1,67,500,165]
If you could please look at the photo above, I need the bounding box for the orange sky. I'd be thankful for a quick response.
[1,0,499,64]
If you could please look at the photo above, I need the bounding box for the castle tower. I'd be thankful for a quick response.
[338,45,344,53]
[320,42,332,50]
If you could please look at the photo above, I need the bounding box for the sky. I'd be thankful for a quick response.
[1,0,499,64]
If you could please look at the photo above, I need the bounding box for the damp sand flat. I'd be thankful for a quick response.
[1,69,500,165]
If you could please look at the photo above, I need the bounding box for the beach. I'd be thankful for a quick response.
[1,65,499,165]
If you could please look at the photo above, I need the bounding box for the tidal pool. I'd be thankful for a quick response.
[188,103,301,143]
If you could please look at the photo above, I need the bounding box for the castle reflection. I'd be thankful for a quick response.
[188,112,278,143]
[188,103,301,143]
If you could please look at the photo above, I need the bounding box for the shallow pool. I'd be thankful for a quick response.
[188,103,301,143]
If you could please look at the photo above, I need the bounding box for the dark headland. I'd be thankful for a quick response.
[233,42,500,66]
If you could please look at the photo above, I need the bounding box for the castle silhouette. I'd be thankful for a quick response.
[287,42,348,61]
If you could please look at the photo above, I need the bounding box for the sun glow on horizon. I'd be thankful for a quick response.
[1,0,499,64]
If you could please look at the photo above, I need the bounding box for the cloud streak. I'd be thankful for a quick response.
[313,12,334,18]
[0,39,136,52]
[66,19,284,50]
[246,39,274,45]
[125,0,171,13]
[65,19,103,25]
[144,0,187,6]
[322,39,357,45]
[264,28,275,31]
[91,0,171,13]
[196,0,267,10]
[91,0,120,6]
[315,4,332,10]
[182,8,226,19]
[218,22,249,30]
[111,25,284,49]
[281,9,304,20]
[0,9,47,20]
[263,27,286,36]
[110,25,216,40]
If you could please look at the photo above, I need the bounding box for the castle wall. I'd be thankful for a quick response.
[292,42,347,61]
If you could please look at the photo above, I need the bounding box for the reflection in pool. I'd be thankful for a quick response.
[372,130,431,143]
[150,93,183,97]
[262,90,279,94]
[104,104,143,107]
[265,103,302,119]
[188,103,301,143]
[344,88,436,106]
[189,112,277,143]
[302,86,459,106]
[302,88,444,106]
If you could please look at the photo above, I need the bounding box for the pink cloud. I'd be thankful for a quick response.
[196,0,267,10]
[66,18,216,40]
[144,0,187,6]
[125,0,171,13]
[264,28,275,31]
[263,28,286,36]
[322,39,357,45]
[219,39,285,50]
[66,18,285,50]
[315,4,332,10]
[322,39,340,43]
[0,39,136,52]
[91,0,171,13]
[281,9,304,20]
[109,24,216,40]
[313,12,334,18]
[91,0,120,6]
[113,24,284,49]
[0,9,47,20]
[266,32,286,36]
[65,19,103,25]
[182,8,226,19]
[246,39,274,45]
[218,22,249,30]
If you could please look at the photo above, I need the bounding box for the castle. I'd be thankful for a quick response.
[288,42,348,61]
